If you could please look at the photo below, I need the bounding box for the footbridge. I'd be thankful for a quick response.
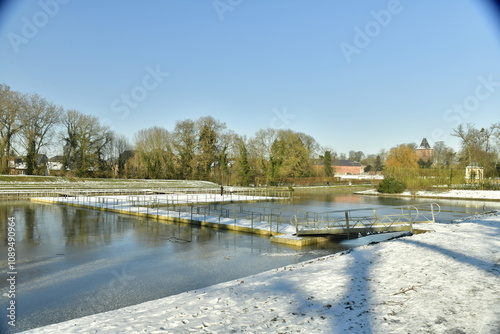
[294,203,440,238]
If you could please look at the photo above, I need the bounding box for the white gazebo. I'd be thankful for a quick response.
[465,162,484,183]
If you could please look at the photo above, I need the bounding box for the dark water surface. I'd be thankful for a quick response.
[1,193,498,332]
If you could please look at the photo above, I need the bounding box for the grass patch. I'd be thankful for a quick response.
[0,175,64,182]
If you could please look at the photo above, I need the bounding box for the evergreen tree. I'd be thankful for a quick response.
[237,140,251,186]
[322,150,333,177]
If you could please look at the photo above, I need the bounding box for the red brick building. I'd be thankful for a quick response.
[332,160,364,175]
[416,138,434,162]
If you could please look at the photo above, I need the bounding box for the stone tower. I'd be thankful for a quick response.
[416,138,434,162]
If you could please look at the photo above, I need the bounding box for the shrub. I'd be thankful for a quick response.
[377,177,407,194]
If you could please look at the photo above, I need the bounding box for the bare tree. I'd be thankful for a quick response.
[433,141,456,168]
[297,132,320,159]
[348,150,365,162]
[111,134,132,178]
[452,123,498,175]
[61,110,112,177]
[19,93,62,175]
[0,85,24,173]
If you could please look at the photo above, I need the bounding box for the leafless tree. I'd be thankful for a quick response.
[452,123,498,175]
[61,110,112,176]
[111,134,132,178]
[0,85,24,173]
[18,93,62,175]
[433,141,456,168]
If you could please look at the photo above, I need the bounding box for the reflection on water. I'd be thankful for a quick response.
[0,200,343,333]
[0,193,499,333]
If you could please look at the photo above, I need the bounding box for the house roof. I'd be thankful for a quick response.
[418,138,431,150]
[333,160,362,167]
[50,155,65,162]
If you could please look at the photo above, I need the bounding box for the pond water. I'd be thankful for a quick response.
[1,192,499,333]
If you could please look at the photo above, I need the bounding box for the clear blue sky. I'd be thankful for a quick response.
[1,0,500,157]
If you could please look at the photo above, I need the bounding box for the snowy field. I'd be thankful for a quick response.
[22,210,500,333]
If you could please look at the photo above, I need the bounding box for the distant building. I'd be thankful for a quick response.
[8,154,48,175]
[47,156,66,174]
[332,160,364,175]
[8,157,26,175]
[311,159,365,176]
[416,138,434,162]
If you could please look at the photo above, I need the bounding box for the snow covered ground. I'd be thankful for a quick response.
[22,211,500,333]
[359,189,500,201]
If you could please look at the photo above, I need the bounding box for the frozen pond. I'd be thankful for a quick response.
[1,192,498,333]
[0,200,345,333]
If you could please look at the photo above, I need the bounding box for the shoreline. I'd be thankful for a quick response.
[22,212,500,333]
[355,188,500,202]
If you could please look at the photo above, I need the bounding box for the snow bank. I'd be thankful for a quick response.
[23,213,500,333]
[359,189,500,201]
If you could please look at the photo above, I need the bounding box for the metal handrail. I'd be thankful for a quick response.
[294,203,440,236]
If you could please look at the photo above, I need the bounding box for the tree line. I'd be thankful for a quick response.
[0,84,323,184]
[2,83,499,186]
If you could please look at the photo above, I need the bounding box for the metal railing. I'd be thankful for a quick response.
[294,203,440,236]
[0,186,293,199]
[42,192,294,235]
[33,193,441,238]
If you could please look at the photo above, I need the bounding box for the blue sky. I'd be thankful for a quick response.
[1,0,500,157]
